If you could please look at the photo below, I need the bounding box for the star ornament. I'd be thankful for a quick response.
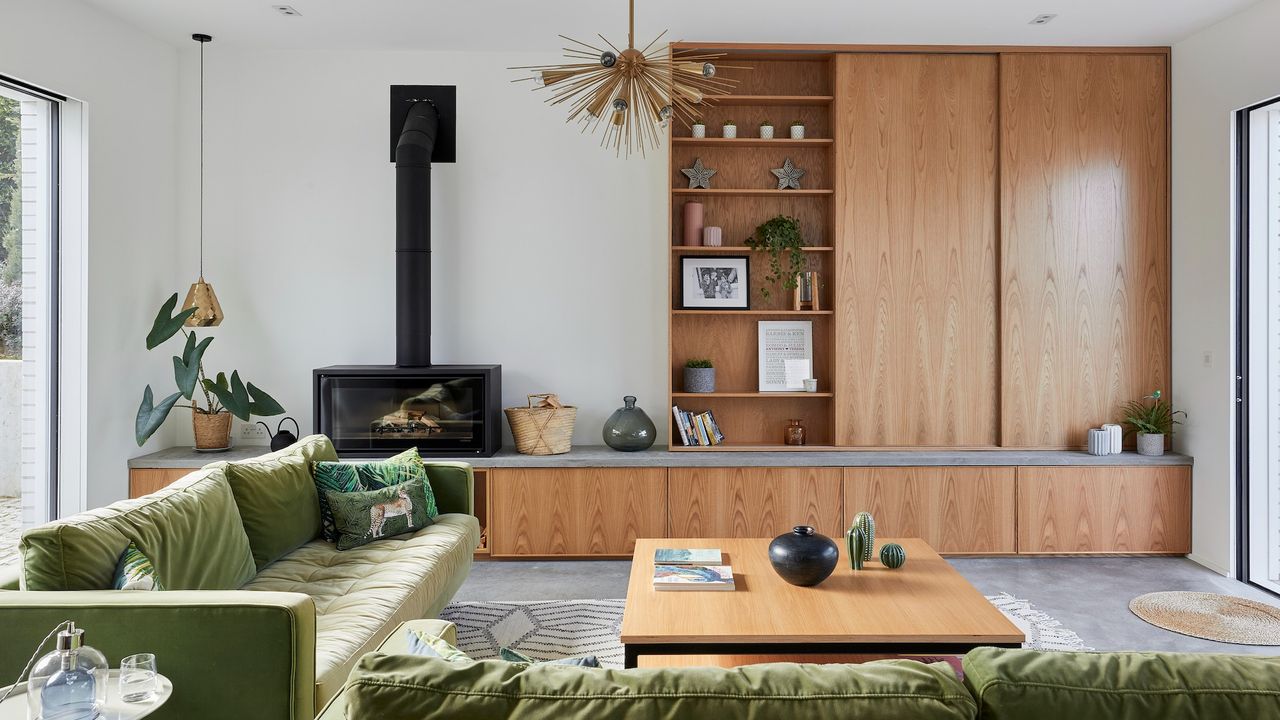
[771,158,806,190]
[681,158,717,189]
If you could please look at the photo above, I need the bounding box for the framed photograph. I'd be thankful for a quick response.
[680,255,750,310]
[758,321,813,392]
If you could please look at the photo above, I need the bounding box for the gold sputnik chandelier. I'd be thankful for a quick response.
[512,0,741,156]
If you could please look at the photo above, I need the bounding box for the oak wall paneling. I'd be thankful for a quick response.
[667,467,844,538]
[833,54,1000,447]
[999,53,1170,448]
[844,467,1017,554]
[128,468,196,498]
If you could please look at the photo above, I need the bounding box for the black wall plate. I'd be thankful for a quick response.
[390,85,456,163]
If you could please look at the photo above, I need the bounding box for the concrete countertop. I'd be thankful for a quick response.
[129,445,1193,469]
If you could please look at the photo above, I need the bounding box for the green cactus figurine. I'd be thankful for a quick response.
[852,511,875,561]
[879,542,906,569]
[845,527,866,570]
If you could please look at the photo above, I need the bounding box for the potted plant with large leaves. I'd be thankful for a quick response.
[136,293,285,450]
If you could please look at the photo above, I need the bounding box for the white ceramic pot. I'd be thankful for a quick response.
[760,125,775,140]
[691,124,706,139]
[791,124,805,140]
[1136,432,1165,456]
[723,124,737,139]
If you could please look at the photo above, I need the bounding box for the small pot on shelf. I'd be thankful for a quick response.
[683,361,715,393]
[1136,432,1165,456]
[691,120,706,139]
[759,122,775,140]
[192,410,232,451]
[790,121,805,140]
[722,122,738,139]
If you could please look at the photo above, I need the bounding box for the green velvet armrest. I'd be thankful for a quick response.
[0,590,316,720]
[0,565,20,590]
[423,461,474,516]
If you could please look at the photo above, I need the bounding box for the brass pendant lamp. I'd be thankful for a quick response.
[182,32,224,327]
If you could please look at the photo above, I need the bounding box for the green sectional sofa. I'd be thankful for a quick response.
[319,619,1280,720]
[0,435,479,720]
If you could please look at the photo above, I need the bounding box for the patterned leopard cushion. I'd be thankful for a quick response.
[312,448,438,542]
[325,479,433,551]
[113,542,164,591]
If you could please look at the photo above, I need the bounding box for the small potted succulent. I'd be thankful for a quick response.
[759,119,775,140]
[790,119,806,140]
[722,120,738,139]
[691,118,706,139]
[683,359,716,394]
[1121,389,1186,456]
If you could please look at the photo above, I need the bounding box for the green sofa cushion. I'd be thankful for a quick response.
[225,454,322,570]
[963,647,1280,720]
[326,479,433,551]
[20,465,257,591]
[343,653,977,720]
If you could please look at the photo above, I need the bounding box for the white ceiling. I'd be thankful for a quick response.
[80,0,1256,51]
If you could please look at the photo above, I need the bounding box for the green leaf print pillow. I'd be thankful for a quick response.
[325,479,433,551]
[312,448,438,542]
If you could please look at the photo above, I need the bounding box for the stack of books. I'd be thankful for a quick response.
[671,406,725,446]
[652,548,735,591]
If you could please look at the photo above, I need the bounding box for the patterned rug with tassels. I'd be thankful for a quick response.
[439,593,1090,669]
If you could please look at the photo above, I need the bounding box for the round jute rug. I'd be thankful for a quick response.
[1129,591,1280,645]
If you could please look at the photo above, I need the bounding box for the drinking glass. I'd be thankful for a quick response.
[119,653,158,703]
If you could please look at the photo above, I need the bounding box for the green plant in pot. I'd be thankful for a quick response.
[135,292,285,450]
[684,359,715,394]
[1121,389,1185,457]
[746,215,805,301]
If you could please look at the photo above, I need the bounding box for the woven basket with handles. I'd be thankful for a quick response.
[505,393,576,455]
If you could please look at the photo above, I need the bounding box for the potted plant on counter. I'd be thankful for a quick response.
[759,120,775,140]
[684,359,716,393]
[1121,389,1185,456]
[135,292,285,450]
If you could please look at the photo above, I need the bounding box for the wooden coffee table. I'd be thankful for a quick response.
[620,537,1023,668]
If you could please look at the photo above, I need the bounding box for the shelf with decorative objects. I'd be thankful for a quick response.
[672,138,834,147]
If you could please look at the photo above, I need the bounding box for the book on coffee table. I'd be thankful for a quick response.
[653,564,735,591]
[654,548,723,565]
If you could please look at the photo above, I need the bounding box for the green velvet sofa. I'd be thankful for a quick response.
[318,619,1280,720]
[0,435,479,720]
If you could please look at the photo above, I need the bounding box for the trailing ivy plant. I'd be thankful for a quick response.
[1121,389,1186,436]
[746,215,806,300]
[135,292,285,445]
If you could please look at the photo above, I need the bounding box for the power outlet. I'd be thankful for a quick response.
[240,422,268,442]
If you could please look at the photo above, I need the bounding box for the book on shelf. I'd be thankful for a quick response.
[654,548,723,565]
[671,406,725,447]
[653,564,735,591]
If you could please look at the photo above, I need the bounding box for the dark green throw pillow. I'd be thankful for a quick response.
[326,479,433,551]
[313,448,438,542]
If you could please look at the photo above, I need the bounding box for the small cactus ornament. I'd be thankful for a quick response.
[845,527,867,571]
[879,542,907,569]
[852,511,875,561]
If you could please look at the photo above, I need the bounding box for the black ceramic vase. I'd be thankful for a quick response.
[768,525,839,587]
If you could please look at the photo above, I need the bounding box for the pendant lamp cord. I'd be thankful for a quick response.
[198,37,205,280]
[0,621,73,705]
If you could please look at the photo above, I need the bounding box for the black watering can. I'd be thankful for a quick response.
[259,417,300,451]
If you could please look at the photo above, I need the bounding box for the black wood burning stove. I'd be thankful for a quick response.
[314,86,502,457]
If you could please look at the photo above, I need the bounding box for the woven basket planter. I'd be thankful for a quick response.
[505,393,576,455]
[193,411,232,450]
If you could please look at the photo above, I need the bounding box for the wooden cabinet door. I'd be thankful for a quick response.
[1017,467,1191,554]
[489,468,667,557]
[833,53,1000,446]
[667,467,843,539]
[1000,54,1170,447]
[844,467,1016,554]
[128,468,196,498]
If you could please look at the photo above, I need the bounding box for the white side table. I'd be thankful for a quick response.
[0,671,172,719]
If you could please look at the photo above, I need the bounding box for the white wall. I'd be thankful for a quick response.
[1172,0,1280,575]
[0,0,180,509]
[173,48,667,447]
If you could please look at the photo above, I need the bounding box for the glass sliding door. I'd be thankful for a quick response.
[0,78,58,567]
[1242,96,1280,594]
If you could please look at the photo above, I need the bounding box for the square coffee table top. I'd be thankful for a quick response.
[621,537,1024,647]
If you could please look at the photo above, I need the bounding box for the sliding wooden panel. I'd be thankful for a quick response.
[833,54,999,446]
[844,467,1016,554]
[1000,53,1170,447]
[667,467,843,538]
[489,468,667,557]
[128,468,196,499]
[1017,466,1190,554]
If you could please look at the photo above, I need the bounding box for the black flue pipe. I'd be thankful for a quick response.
[394,101,438,367]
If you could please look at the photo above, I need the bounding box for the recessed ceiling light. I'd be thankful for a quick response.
[1030,14,1057,25]
[272,5,302,16]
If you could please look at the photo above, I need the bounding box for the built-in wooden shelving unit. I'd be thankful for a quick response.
[668,49,836,450]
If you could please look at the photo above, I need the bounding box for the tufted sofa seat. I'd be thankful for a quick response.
[0,435,477,720]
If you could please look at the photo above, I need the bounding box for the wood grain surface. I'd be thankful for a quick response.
[1016,466,1190,554]
[489,468,667,557]
[622,537,1024,645]
[999,53,1170,447]
[833,54,1000,446]
[667,467,844,538]
[843,466,1016,554]
[128,468,195,498]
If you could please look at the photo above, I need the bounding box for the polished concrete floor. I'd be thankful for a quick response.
[456,556,1280,655]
